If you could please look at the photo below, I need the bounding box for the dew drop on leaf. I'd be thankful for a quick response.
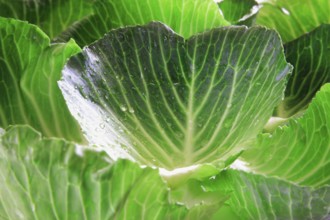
[120,105,127,112]
[128,107,135,113]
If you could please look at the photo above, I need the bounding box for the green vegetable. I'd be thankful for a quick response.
[0,0,329,219]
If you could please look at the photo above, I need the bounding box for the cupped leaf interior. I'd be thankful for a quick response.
[59,22,291,169]
[276,24,330,117]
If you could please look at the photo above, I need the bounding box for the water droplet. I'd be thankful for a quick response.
[128,107,135,113]
[99,123,105,129]
[105,117,110,122]
[74,85,78,90]
[176,201,184,206]
[120,105,127,112]
[118,33,125,41]
[15,209,24,219]
[121,145,130,153]
[163,36,168,42]
[209,176,216,180]
[281,7,290,15]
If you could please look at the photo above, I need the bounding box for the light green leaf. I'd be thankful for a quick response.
[243,83,330,188]
[59,22,291,169]
[58,0,229,46]
[0,18,84,143]
[218,0,258,24]
[204,170,330,219]
[0,0,94,40]
[255,0,330,42]
[0,125,188,220]
[276,24,330,117]
[169,178,229,220]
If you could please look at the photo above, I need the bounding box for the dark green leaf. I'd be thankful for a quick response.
[0,0,94,40]
[276,24,330,117]
[59,22,291,169]
[218,0,257,24]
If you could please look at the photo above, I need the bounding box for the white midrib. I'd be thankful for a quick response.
[183,65,195,165]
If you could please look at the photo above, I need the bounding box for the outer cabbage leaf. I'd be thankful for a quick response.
[276,24,330,117]
[0,0,94,40]
[205,170,330,220]
[58,0,229,46]
[59,22,291,169]
[0,125,188,220]
[255,0,330,42]
[218,0,258,24]
[0,18,84,142]
[242,83,330,188]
